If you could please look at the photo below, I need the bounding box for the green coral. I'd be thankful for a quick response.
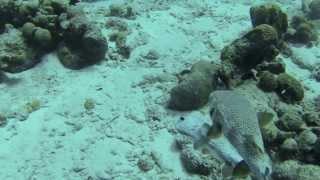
[221,24,279,71]
[276,73,304,102]
[250,3,288,35]
[22,22,54,49]
[310,0,320,19]
[297,129,317,151]
[277,110,306,132]
[258,71,278,92]
[244,24,279,46]
[22,22,36,39]
[33,27,53,47]
[287,16,318,44]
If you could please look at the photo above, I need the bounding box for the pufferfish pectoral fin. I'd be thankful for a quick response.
[257,111,274,128]
[208,108,223,139]
[207,121,223,139]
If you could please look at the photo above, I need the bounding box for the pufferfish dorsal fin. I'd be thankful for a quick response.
[244,135,264,155]
[257,111,274,128]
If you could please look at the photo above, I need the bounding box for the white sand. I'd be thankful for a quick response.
[0,0,319,179]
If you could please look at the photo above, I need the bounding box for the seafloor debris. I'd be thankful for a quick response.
[105,3,133,60]
[272,160,320,180]
[25,99,41,113]
[180,146,220,176]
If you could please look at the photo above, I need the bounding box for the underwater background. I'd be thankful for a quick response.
[0,0,319,179]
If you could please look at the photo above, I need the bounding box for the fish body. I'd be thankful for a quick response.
[208,90,272,180]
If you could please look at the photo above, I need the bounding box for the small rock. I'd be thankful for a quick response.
[258,71,278,92]
[180,146,219,176]
[303,112,320,126]
[0,113,7,127]
[143,49,160,60]
[298,129,317,151]
[281,138,298,152]
[84,98,95,111]
[137,155,154,172]
[277,110,306,132]
[279,138,298,160]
